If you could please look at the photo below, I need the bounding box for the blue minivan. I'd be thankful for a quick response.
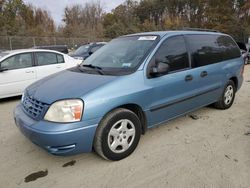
[14,30,244,160]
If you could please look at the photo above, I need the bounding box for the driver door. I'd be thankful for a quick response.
[0,53,36,98]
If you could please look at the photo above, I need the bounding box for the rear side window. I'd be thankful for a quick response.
[220,36,241,59]
[154,36,189,72]
[186,34,241,68]
[57,54,65,63]
[36,52,65,66]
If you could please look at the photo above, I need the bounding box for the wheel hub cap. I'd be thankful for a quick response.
[224,85,234,105]
[108,119,135,153]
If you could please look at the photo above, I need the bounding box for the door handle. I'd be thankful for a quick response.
[25,70,34,73]
[56,65,62,68]
[185,75,193,81]
[200,71,208,77]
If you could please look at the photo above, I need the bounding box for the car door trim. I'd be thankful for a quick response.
[149,86,220,112]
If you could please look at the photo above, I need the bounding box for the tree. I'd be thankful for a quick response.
[0,0,5,32]
[62,1,104,38]
[1,0,250,42]
[103,0,140,38]
[0,0,55,36]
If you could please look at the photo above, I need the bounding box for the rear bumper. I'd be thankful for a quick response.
[238,74,244,91]
[14,104,98,155]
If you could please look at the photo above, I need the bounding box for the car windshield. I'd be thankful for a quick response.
[82,35,158,70]
[74,45,90,56]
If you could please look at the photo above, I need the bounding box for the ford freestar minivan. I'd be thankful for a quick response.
[14,31,244,161]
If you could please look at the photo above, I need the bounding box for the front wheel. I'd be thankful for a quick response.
[94,108,141,161]
[214,80,236,110]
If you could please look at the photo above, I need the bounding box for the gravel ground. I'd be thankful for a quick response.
[0,66,250,188]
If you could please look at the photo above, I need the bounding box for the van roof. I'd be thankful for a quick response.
[126,30,224,38]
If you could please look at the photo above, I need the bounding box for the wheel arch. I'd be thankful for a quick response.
[102,103,148,135]
[229,76,238,90]
[118,104,147,134]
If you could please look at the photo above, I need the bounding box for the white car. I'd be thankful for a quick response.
[0,49,78,99]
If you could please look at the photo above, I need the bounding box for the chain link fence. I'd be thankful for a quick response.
[0,36,109,51]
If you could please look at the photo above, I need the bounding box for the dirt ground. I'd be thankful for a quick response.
[0,66,250,188]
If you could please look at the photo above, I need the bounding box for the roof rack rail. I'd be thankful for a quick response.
[181,27,219,33]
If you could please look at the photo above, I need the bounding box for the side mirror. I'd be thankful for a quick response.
[89,51,93,55]
[150,61,169,77]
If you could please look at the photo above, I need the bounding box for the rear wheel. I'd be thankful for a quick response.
[214,80,236,109]
[94,108,141,161]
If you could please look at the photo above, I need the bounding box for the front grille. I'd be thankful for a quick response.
[22,93,46,120]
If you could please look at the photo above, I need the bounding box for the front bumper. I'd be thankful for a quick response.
[14,104,99,155]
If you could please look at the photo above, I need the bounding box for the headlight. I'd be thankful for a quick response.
[44,99,83,123]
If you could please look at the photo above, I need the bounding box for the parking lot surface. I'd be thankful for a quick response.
[0,66,250,188]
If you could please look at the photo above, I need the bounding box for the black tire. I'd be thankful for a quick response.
[94,108,141,161]
[214,80,236,110]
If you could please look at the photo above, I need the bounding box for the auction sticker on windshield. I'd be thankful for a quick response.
[138,36,157,41]
[122,63,132,67]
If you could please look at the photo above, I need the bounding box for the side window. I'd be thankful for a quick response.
[217,36,241,60]
[186,34,241,68]
[154,36,189,72]
[57,54,65,63]
[36,52,59,66]
[1,53,32,70]
[186,35,219,67]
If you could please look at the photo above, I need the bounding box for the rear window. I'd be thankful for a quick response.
[237,42,247,51]
[186,34,241,68]
[74,45,90,56]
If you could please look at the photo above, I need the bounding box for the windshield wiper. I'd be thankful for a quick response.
[81,64,105,75]
[82,64,102,69]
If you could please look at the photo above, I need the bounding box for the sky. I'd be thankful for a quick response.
[23,0,125,25]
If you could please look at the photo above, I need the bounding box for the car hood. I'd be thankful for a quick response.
[26,69,117,104]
